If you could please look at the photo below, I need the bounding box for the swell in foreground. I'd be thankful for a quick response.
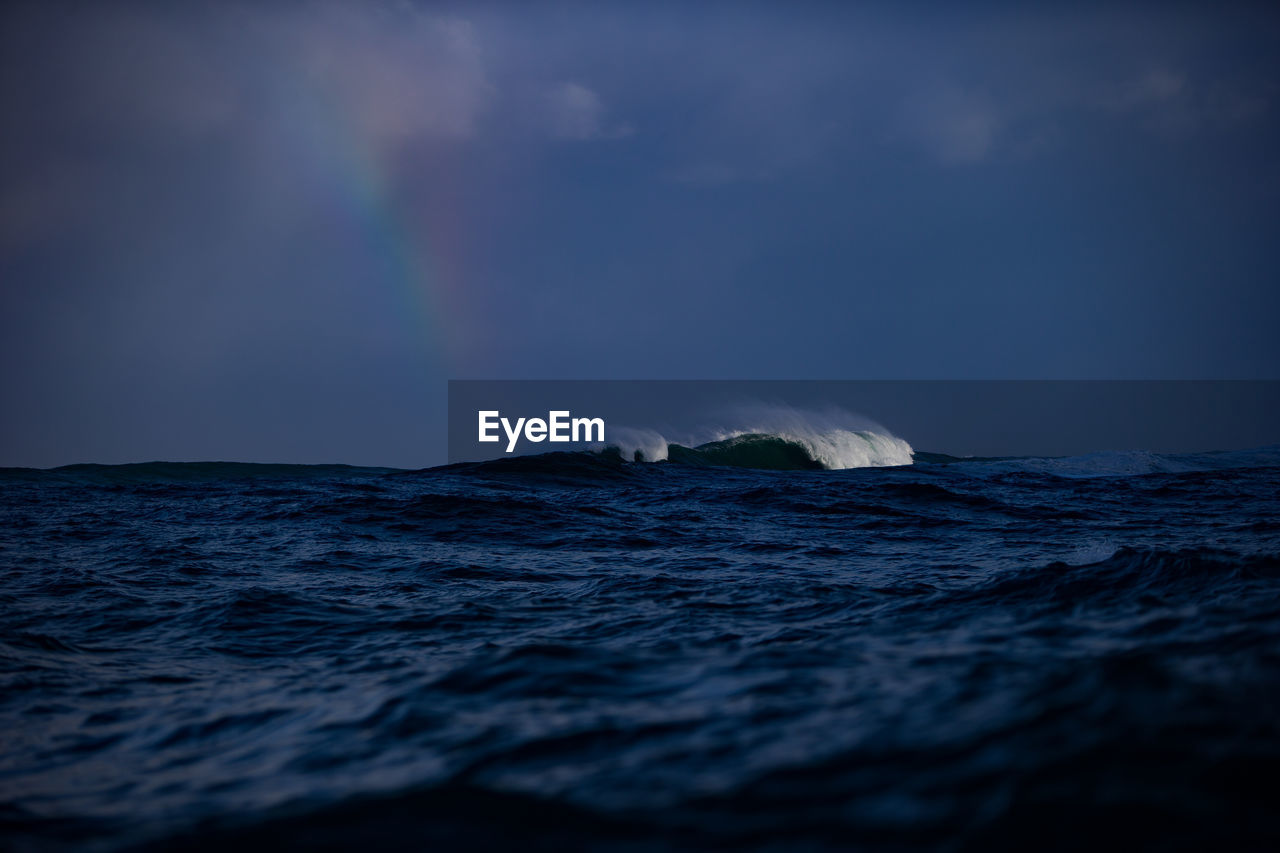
[2,447,1279,850]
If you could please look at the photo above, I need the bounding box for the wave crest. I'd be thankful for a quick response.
[605,406,914,470]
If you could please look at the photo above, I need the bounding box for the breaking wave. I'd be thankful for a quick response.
[659,431,913,470]
[603,406,914,470]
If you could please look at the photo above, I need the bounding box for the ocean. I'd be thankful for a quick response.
[3,438,1280,850]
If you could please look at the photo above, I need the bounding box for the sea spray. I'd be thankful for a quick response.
[603,403,914,469]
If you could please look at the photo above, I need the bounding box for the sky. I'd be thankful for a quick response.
[2,1,1279,467]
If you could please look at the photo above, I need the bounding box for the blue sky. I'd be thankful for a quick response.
[2,2,1278,466]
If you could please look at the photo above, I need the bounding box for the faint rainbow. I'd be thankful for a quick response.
[274,70,467,374]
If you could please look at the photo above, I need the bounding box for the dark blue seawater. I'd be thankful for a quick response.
[3,446,1280,850]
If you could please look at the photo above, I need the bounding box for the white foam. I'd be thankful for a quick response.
[704,402,913,469]
[607,427,670,462]
[1066,539,1119,565]
[782,428,914,469]
[604,404,915,469]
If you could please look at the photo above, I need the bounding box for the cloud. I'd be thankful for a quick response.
[0,6,243,142]
[0,3,494,151]
[0,2,497,250]
[664,163,772,186]
[281,6,493,148]
[1095,67,1269,134]
[543,81,633,141]
[1106,68,1187,109]
[900,87,1002,164]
